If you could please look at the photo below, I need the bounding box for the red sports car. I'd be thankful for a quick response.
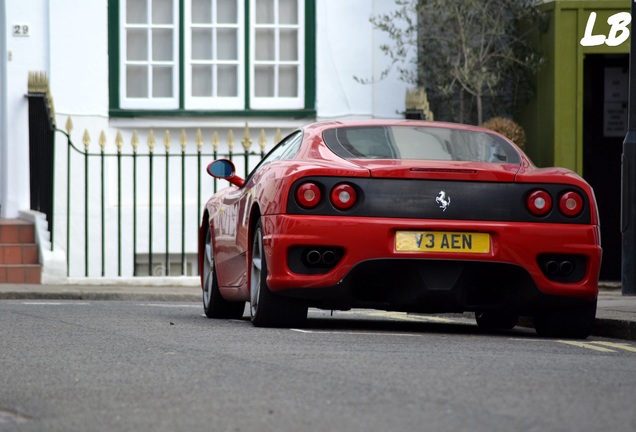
[199,120,601,338]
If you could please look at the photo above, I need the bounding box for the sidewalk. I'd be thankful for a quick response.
[0,282,634,340]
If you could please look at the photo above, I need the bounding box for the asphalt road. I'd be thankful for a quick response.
[1,300,635,432]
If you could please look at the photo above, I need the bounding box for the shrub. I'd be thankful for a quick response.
[481,117,527,150]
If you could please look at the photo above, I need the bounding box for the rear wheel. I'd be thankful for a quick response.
[534,301,597,339]
[475,311,518,331]
[250,220,308,328]
[202,228,245,319]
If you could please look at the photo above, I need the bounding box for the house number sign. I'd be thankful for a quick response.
[13,25,30,37]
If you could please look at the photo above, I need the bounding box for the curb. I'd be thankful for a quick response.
[592,318,636,341]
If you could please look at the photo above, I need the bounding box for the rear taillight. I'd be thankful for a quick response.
[296,182,322,209]
[559,191,584,217]
[330,183,357,210]
[527,190,552,217]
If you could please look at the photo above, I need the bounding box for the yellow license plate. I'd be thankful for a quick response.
[395,231,491,253]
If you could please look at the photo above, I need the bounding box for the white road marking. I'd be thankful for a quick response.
[513,338,636,354]
[290,329,421,337]
[137,304,201,308]
[20,302,91,306]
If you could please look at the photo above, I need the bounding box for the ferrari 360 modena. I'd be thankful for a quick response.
[199,120,601,338]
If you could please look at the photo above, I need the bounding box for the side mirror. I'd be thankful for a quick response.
[206,159,245,187]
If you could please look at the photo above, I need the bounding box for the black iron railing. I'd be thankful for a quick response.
[53,120,277,277]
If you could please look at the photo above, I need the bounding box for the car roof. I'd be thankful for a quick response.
[302,119,495,135]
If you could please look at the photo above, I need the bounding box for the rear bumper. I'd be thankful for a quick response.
[261,215,601,307]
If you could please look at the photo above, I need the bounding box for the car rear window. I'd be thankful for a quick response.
[322,126,521,164]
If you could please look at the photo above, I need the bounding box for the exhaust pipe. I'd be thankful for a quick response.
[305,250,322,265]
[322,250,337,266]
[559,261,574,275]
[545,260,560,275]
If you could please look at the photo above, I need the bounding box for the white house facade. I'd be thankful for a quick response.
[0,0,414,283]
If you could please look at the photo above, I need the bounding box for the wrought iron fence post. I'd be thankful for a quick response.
[181,130,187,275]
[99,132,106,277]
[83,130,90,277]
[242,123,252,178]
[132,131,139,276]
[116,131,124,276]
[164,131,171,276]
[148,131,156,276]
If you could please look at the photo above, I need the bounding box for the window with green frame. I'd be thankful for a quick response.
[108,0,315,116]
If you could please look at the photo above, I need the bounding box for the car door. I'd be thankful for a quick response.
[212,185,251,288]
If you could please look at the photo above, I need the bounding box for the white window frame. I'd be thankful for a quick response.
[120,0,180,110]
[183,0,246,110]
[117,0,305,111]
[249,0,305,110]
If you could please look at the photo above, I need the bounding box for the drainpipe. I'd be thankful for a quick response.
[621,0,636,295]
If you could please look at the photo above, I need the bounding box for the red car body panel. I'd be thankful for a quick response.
[199,119,602,313]
[260,215,600,301]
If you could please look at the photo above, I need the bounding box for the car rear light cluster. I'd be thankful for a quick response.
[559,191,584,217]
[330,184,357,210]
[526,189,584,218]
[295,181,358,211]
[296,183,322,209]
[526,190,552,216]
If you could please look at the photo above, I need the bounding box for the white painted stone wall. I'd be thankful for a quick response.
[0,0,51,219]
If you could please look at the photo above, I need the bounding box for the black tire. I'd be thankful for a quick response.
[475,311,518,331]
[534,300,597,339]
[202,228,245,319]
[249,220,308,328]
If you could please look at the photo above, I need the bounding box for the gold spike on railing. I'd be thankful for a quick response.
[131,130,140,154]
[259,129,267,153]
[115,131,124,154]
[148,130,156,154]
[212,131,219,152]
[99,131,107,152]
[274,128,282,144]
[180,129,187,153]
[196,129,203,153]
[228,130,235,152]
[83,129,91,152]
[164,130,172,153]
[28,71,49,93]
[241,122,253,152]
[65,116,73,135]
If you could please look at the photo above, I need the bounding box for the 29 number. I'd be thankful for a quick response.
[13,25,29,37]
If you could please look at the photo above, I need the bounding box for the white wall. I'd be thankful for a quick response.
[316,0,413,119]
[50,0,109,119]
[0,0,50,218]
